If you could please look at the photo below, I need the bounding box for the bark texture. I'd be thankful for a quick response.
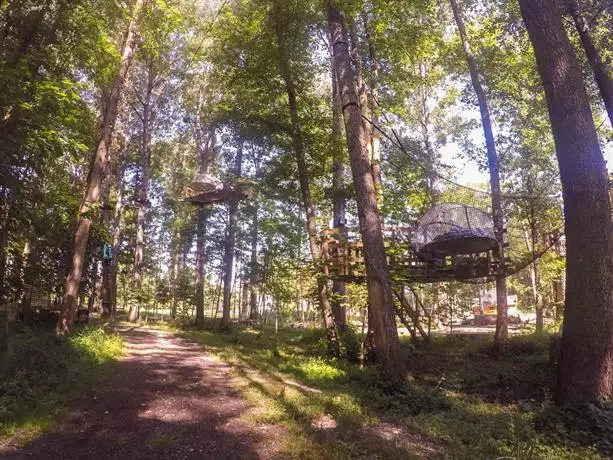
[57,0,144,334]
[327,3,403,380]
[520,0,613,403]
[450,0,508,345]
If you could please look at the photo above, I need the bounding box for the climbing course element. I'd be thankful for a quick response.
[413,203,498,256]
[184,173,253,205]
[322,203,560,285]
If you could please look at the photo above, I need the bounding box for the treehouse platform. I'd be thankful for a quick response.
[322,204,514,283]
[184,173,253,205]
[322,202,563,284]
[321,227,507,284]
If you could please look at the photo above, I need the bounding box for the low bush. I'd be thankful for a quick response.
[0,326,123,437]
[360,375,451,416]
[535,402,613,456]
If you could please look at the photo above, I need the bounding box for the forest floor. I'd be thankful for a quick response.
[0,326,286,459]
[172,322,604,459]
[1,322,607,459]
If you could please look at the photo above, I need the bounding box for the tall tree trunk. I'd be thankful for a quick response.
[247,153,260,321]
[109,164,125,317]
[529,206,544,334]
[331,60,348,333]
[100,174,113,318]
[273,3,340,356]
[450,0,508,345]
[520,0,613,404]
[220,143,243,330]
[568,0,613,127]
[361,12,382,347]
[57,0,143,334]
[327,3,403,380]
[195,207,207,326]
[362,12,382,199]
[88,262,101,318]
[248,203,259,320]
[0,226,7,305]
[130,65,157,322]
[239,281,249,322]
[418,62,439,203]
[347,18,371,156]
[0,193,10,305]
[170,228,181,319]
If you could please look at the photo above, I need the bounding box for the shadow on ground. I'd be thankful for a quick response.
[1,328,284,460]
[175,325,603,459]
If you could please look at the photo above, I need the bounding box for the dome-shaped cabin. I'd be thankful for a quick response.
[413,203,498,255]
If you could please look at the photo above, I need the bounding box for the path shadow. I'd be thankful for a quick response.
[1,328,282,460]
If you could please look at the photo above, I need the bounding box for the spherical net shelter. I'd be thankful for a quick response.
[185,173,224,195]
[184,173,253,206]
[413,203,497,255]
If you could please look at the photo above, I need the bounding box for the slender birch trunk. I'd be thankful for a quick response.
[57,0,144,334]
[568,0,613,127]
[450,0,508,346]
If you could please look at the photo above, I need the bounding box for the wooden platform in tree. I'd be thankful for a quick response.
[185,181,253,205]
[321,227,507,284]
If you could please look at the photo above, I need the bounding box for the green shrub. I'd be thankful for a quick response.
[0,326,123,434]
[351,369,451,416]
[535,402,613,456]
[339,327,361,362]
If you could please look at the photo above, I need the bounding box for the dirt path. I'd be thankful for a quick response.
[1,327,286,459]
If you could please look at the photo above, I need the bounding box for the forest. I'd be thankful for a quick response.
[1,0,613,458]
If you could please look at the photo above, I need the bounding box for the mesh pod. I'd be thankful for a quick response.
[413,203,497,255]
[184,174,253,205]
[185,173,224,196]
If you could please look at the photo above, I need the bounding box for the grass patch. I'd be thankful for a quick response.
[173,322,605,458]
[0,325,123,440]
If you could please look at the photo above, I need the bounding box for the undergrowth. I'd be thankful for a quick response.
[177,321,603,459]
[0,326,123,441]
